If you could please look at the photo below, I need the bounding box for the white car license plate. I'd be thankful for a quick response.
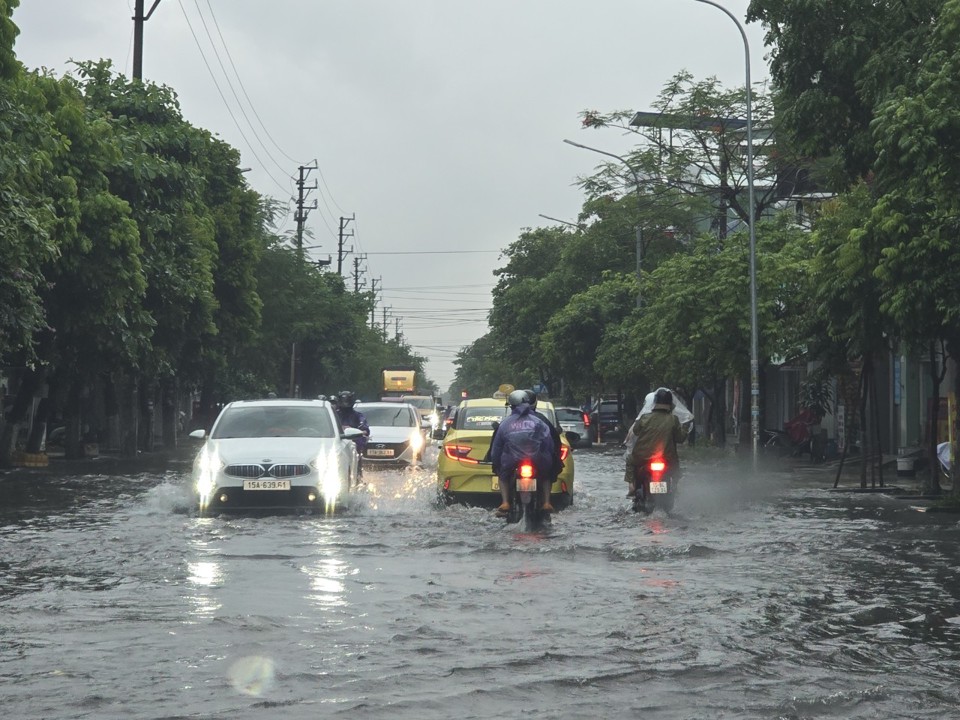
[649,481,669,494]
[367,448,394,457]
[491,476,499,491]
[243,479,291,491]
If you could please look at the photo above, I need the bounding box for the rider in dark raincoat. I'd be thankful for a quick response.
[491,389,556,515]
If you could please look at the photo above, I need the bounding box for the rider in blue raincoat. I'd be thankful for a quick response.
[491,389,556,515]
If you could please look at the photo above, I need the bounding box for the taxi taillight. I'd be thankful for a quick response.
[560,445,570,461]
[443,444,478,465]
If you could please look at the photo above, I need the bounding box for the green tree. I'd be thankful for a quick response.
[867,0,960,492]
[747,0,944,187]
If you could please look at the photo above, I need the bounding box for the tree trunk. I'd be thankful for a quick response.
[26,393,49,453]
[64,380,84,460]
[103,374,121,452]
[119,374,138,458]
[0,368,44,467]
[138,380,156,453]
[712,375,727,447]
[161,378,177,449]
[924,341,945,495]
[859,358,870,489]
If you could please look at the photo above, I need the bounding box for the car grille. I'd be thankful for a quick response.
[268,464,310,478]
[225,464,265,478]
[224,463,310,478]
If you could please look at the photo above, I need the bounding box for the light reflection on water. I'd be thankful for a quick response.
[2,450,960,718]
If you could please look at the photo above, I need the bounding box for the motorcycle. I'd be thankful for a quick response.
[632,455,676,514]
[506,458,549,529]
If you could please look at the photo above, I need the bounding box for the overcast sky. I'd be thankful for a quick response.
[11,0,768,396]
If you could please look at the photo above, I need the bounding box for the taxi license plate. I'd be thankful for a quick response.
[491,476,499,491]
[243,479,291,491]
[367,448,394,457]
[649,481,669,494]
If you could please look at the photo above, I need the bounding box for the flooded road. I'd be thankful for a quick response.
[2,448,960,719]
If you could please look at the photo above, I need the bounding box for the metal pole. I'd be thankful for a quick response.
[691,0,759,469]
[132,0,162,80]
[562,139,644,307]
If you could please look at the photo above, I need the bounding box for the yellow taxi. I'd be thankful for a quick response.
[437,397,575,509]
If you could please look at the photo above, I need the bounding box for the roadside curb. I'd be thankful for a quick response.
[0,446,195,481]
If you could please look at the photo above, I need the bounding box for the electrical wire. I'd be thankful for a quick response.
[203,0,306,167]
[176,0,292,197]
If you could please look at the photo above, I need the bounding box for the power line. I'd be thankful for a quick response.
[363,250,499,255]
[176,0,292,197]
[192,0,293,180]
[203,0,305,167]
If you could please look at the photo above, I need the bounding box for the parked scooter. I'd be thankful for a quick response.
[632,454,677,514]
[763,408,821,460]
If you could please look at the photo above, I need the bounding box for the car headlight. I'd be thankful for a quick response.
[196,448,222,496]
[410,430,425,453]
[312,452,343,498]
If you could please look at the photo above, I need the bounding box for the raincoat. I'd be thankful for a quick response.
[490,403,556,481]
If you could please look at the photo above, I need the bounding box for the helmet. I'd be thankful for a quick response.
[653,388,673,409]
[507,389,529,408]
[337,390,356,409]
[522,389,538,409]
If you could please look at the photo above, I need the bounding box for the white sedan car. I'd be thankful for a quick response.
[189,398,362,515]
[356,402,426,466]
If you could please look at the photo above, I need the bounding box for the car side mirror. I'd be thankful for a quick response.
[342,427,364,439]
[188,428,206,440]
[565,431,580,445]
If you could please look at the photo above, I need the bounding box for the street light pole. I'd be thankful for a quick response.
[691,0,759,469]
[563,139,644,308]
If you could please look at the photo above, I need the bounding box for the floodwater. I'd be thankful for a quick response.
[2,447,960,719]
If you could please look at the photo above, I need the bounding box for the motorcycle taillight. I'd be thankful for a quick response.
[649,458,666,482]
[518,462,534,479]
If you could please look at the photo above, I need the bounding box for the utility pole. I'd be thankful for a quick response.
[337,215,355,276]
[382,305,391,340]
[132,0,163,80]
[370,277,380,328]
[290,162,317,399]
[294,162,318,261]
[352,255,366,293]
[395,317,401,342]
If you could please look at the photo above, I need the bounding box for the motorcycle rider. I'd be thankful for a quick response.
[625,388,689,496]
[523,388,565,497]
[335,390,370,477]
[490,389,557,516]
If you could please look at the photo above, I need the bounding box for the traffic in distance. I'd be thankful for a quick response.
[186,366,690,529]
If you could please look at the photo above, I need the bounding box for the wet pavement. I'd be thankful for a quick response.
[2,445,960,719]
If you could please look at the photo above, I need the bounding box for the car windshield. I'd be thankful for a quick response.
[402,397,435,410]
[457,405,509,430]
[362,406,416,427]
[556,408,584,422]
[211,406,335,439]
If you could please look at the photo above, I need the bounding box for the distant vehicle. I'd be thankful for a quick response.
[382,365,416,395]
[554,406,592,448]
[189,398,361,515]
[356,401,425,466]
[590,399,623,442]
[401,395,440,437]
[437,397,575,509]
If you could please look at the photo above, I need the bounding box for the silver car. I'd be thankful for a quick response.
[189,398,362,515]
[554,406,592,448]
[356,402,426,466]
